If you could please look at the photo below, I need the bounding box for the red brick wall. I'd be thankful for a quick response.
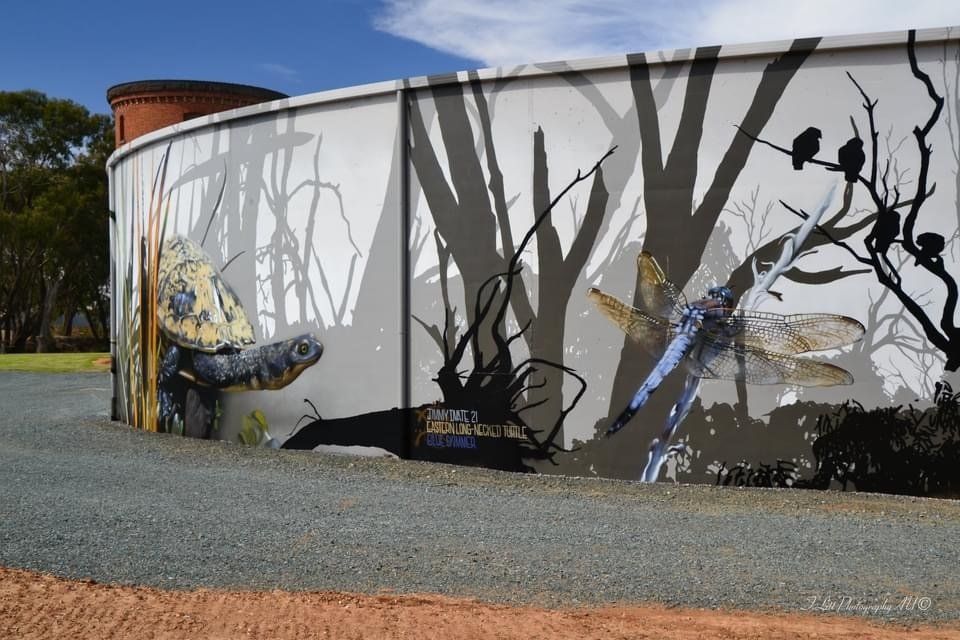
[109,88,280,146]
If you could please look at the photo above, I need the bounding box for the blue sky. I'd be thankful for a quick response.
[3,0,959,116]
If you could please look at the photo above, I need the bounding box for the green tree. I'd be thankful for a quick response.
[0,90,112,352]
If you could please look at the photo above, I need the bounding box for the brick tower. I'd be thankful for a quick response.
[106,80,287,146]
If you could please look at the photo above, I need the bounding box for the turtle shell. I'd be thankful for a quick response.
[157,235,256,353]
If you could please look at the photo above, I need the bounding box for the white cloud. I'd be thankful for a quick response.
[697,0,960,47]
[374,0,960,68]
[374,0,696,66]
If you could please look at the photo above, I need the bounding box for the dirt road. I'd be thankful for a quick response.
[3,567,958,640]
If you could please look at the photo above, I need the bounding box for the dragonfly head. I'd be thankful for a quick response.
[707,285,734,308]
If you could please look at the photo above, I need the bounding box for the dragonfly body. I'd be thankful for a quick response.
[589,252,864,436]
[605,286,731,435]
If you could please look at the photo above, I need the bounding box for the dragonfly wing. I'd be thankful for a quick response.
[636,251,687,318]
[709,311,865,354]
[587,287,673,358]
[683,336,855,386]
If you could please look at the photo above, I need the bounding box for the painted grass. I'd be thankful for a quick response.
[0,353,111,373]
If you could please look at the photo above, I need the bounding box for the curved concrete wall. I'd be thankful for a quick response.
[109,27,960,493]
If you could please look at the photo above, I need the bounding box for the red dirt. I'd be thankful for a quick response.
[1,567,957,639]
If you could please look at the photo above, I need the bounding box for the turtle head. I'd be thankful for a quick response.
[288,333,324,368]
[258,333,324,391]
[190,333,323,391]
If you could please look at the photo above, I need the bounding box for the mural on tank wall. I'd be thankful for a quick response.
[404,35,841,478]
[112,95,408,452]
[110,28,960,497]
[403,28,960,495]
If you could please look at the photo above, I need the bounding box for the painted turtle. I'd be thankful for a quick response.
[157,235,323,436]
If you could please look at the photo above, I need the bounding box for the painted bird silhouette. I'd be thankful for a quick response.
[791,127,821,170]
[915,232,945,266]
[869,210,900,254]
[833,137,865,183]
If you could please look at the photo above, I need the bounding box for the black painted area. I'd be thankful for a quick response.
[282,408,407,455]
[281,404,533,472]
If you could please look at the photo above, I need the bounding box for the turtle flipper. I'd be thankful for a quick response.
[184,388,216,439]
[158,345,182,432]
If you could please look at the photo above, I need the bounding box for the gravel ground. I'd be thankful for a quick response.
[1,371,959,624]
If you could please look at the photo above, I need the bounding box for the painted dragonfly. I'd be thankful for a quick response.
[589,252,865,436]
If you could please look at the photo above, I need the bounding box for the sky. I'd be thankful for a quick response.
[3,0,960,116]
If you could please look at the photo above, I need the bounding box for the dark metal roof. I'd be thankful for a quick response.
[107,79,287,103]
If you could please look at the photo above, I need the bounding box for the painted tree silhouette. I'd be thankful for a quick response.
[742,30,960,372]
[413,141,615,465]
[168,118,371,339]
[602,40,822,437]
[542,40,822,479]
[408,75,613,443]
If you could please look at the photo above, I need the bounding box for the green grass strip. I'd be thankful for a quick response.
[0,353,111,373]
